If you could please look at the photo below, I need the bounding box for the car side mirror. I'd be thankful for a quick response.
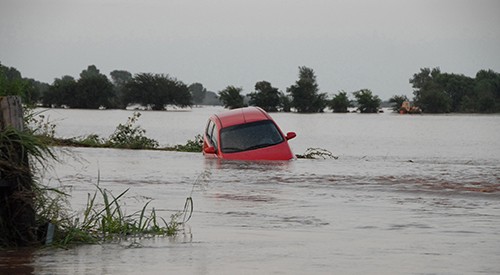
[285,132,296,140]
[204,146,216,154]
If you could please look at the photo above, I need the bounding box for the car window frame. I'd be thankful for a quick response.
[205,119,218,152]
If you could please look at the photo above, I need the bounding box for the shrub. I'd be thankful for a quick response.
[108,112,159,149]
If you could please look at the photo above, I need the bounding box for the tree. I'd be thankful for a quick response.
[71,65,114,109]
[418,85,451,113]
[287,66,327,113]
[79,65,100,79]
[435,73,474,112]
[329,91,352,113]
[388,94,409,112]
[110,70,132,87]
[410,68,451,113]
[123,73,192,110]
[473,69,500,113]
[353,89,381,113]
[110,70,133,109]
[279,92,291,112]
[188,83,207,105]
[248,81,281,112]
[169,79,192,108]
[0,63,30,104]
[218,86,245,109]
[41,76,77,107]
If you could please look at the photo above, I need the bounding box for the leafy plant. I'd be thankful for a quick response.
[108,112,159,149]
[172,134,203,152]
[24,108,56,138]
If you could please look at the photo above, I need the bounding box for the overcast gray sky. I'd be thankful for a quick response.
[1,0,499,99]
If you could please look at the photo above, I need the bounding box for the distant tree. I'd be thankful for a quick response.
[473,69,500,113]
[418,85,451,113]
[110,70,132,87]
[353,89,381,113]
[170,80,192,108]
[435,73,474,112]
[22,78,49,105]
[329,91,352,113]
[218,86,245,109]
[110,70,132,109]
[388,94,409,112]
[248,81,280,112]
[124,73,191,110]
[410,68,451,113]
[188,83,207,105]
[279,92,291,112]
[79,65,100,79]
[203,91,222,105]
[287,66,327,113]
[69,65,114,109]
[0,63,31,104]
[42,76,77,107]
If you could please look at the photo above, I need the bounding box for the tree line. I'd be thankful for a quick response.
[211,67,384,113]
[218,66,500,114]
[1,61,499,113]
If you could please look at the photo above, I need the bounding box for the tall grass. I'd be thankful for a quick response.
[1,110,183,247]
[0,126,57,246]
[52,182,179,247]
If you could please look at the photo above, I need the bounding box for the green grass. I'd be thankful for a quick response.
[51,183,179,247]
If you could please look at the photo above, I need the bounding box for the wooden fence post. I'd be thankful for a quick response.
[0,96,37,246]
[0,96,24,130]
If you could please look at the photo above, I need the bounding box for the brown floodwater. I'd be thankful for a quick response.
[1,107,499,274]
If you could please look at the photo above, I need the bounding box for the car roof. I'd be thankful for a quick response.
[213,107,272,129]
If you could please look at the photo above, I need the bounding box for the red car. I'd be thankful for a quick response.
[203,107,296,160]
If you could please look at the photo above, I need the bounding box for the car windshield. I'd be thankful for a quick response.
[220,120,284,153]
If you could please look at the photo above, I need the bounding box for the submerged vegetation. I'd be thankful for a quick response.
[1,106,187,248]
[296,148,338,159]
[38,111,203,152]
[46,183,180,247]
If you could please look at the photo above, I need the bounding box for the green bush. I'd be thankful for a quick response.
[108,112,159,149]
[172,134,203,152]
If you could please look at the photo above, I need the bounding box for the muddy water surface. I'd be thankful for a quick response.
[2,107,500,274]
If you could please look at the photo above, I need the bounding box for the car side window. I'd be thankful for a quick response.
[206,120,218,151]
[211,124,218,151]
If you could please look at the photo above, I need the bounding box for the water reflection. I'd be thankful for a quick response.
[203,157,294,171]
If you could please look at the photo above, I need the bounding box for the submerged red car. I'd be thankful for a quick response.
[203,107,296,160]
